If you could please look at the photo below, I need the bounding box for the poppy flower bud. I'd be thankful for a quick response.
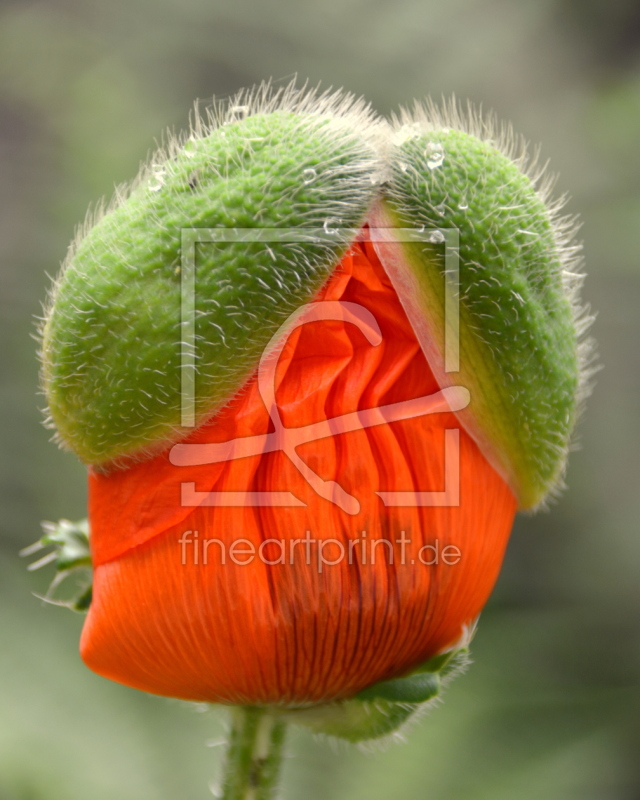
[39,85,590,735]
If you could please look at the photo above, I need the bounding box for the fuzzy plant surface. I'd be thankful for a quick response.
[41,87,385,466]
[34,85,594,772]
[372,101,594,507]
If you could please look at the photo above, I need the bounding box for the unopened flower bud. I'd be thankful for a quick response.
[37,86,591,734]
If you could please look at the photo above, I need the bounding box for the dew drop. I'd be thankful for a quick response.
[323,217,341,235]
[429,230,446,244]
[458,200,469,210]
[425,142,445,169]
[302,168,317,184]
[435,202,446,216]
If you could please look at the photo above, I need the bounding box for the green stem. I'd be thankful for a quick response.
[220,707,287,800]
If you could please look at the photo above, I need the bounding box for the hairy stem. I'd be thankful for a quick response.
[219,707,287,800]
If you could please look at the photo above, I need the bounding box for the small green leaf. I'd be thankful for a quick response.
[21,518,93,613]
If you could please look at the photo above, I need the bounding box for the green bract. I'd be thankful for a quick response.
[374,103,590,508]
[41,89,383,465]
[278,646,470,743]
[21,518,92,612]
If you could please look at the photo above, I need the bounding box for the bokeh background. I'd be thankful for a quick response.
[1,0,639,797]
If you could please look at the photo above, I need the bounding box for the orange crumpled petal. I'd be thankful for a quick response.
[80,236,517,705]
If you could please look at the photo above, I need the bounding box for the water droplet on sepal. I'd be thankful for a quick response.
[323,217,341,236]
[425,142,445,169]
[302,168,317,184]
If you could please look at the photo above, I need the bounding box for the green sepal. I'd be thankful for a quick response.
[42,102,381,465]
[278,698,416,744]
[39,517,91,571]
[381,123,582,508]
[355,670,440,704]
[355,647,463,703]
[21,518,93,613]
[277,647,469,743]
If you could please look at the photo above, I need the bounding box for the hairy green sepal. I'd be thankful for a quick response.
[21,518,92,612]
[277,648,468,743]
[382,129,579,507]
[42,111,378,465]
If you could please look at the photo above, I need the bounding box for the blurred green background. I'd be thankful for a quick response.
[1,0,639,797]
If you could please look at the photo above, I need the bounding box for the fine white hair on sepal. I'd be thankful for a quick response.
[39,78,386,283]
[41,77,388,319]
[387,96,598,509]
[38,77,391,464]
